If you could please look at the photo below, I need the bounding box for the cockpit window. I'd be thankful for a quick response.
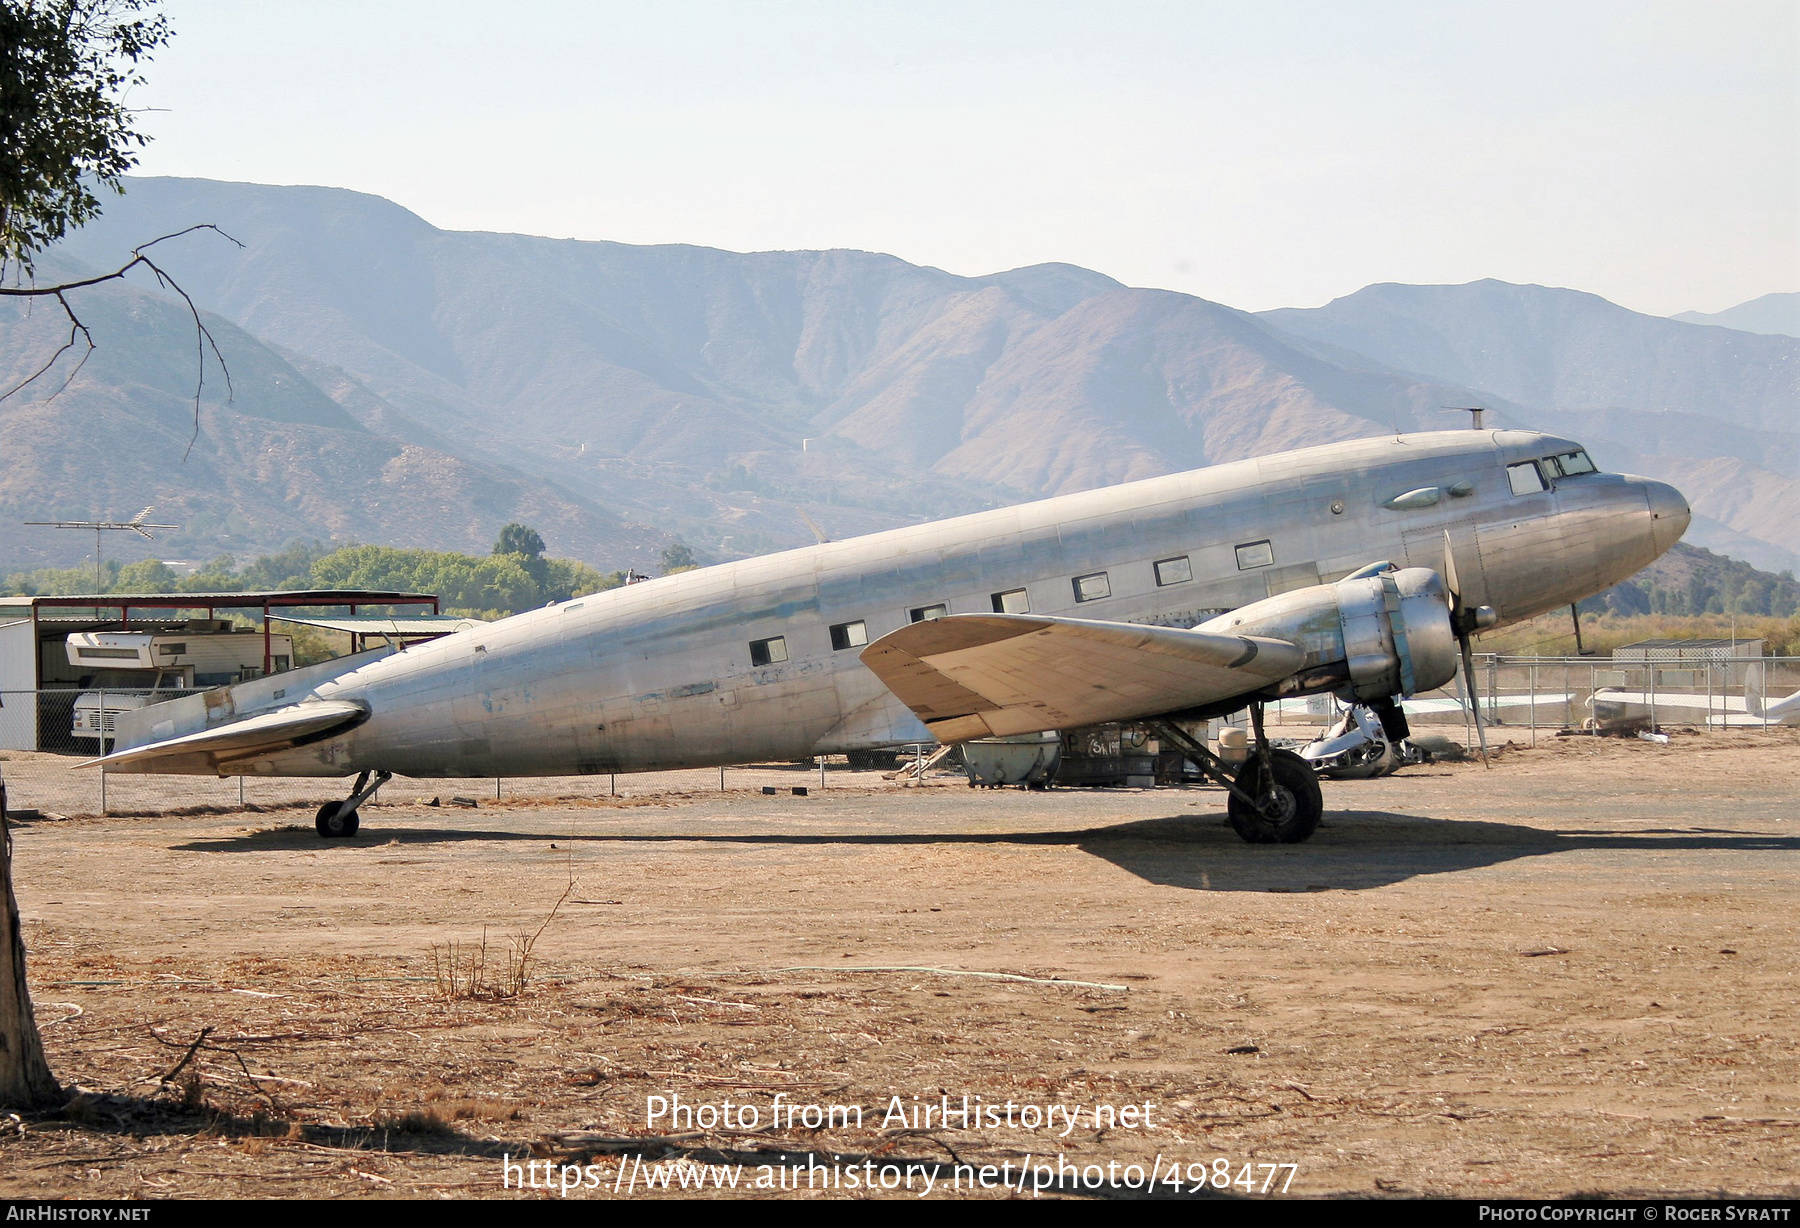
[1506,461,1547,496]
[1554,449,1597,476]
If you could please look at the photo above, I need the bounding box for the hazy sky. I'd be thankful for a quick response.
[126,0,1797,316]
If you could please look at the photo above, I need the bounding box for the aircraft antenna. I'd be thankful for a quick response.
[23,507,178,590]
[1443,406,1487,430]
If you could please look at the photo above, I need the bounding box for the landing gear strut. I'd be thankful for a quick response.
[1148,702,1323,844]
[315,769,391,839]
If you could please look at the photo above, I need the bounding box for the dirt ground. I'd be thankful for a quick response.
[1,728,1796,1200]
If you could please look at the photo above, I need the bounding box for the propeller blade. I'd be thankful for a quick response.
[1442,529,1462,611]
[1460,635,1490,767]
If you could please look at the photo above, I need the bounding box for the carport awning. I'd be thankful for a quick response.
[265,614,484,636]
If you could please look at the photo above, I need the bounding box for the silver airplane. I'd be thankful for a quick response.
[90,429,1688,844]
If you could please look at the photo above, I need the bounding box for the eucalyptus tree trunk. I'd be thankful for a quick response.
[0,777,60,1107]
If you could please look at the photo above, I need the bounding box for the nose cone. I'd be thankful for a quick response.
[1645,480,1690,555]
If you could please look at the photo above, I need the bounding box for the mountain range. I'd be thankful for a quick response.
[3,175,1794,579]
[1672,293,1800,338]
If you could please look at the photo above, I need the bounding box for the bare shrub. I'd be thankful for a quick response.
[426,882,573,1000]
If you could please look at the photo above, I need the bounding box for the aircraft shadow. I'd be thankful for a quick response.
[169,811,1800,893]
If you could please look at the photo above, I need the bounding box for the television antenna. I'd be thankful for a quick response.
[23,507,178,590]
[1444,406,1488,430]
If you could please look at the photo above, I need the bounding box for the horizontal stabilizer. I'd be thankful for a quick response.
[1746,688,1800,723]
[860,613,1304,742]
[80,701,367,775]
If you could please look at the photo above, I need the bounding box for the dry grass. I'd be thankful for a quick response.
[1480,611,1800,656]
[428,883,573,999]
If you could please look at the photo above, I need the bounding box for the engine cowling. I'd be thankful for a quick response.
[1194,566,1459,701]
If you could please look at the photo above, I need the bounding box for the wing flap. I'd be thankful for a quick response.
[80,701,368,774]
[860,614,1304,741]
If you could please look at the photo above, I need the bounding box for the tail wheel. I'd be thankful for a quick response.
[1228,749,1323,844]
[315,802,360,838]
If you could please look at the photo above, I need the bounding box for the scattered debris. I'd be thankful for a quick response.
[1521,947,1569,957]
[1226,1044,1260,1055]
[450,796,478,808]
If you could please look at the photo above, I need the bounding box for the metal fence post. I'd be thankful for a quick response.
[1457,665,1471,747]
[1529,662,1536,747]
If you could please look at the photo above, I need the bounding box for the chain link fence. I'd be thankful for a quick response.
[1267,654,1800,747]
[3,656,1796,816]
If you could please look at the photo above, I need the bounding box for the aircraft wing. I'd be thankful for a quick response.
[79,700,368,774]
[860,614,1305,742]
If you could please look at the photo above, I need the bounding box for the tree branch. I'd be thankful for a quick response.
[0,224,244,460]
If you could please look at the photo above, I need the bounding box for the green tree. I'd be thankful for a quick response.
[310,545,541,617]
[541,557,620,603]
[493,522,549,592]
[113,557,173,591]
[493,523,545,560]
[661,541,697,574]
[0,0,169,271]
[1,0,232,426]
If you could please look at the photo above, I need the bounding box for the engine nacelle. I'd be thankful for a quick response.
[1194,567,1459,701]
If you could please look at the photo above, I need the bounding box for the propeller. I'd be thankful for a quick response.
[1443,530,1497,766]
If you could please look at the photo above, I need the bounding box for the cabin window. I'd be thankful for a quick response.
[1235,540,1275,570]
[991,588,1030,614]
[1507,461,1547,496]
[158,643,186,655]
[1072,572,1111,602]
[910,604,947,622]
[1554,449,1596,476]
[749,636,788,666]
[77,647,140,660]
[1154,556,1192,586]
[829,620,867,650]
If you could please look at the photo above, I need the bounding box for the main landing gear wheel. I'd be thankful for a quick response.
[1228,749,1323,845]
[315,802,360,838]
[313,769,390,839]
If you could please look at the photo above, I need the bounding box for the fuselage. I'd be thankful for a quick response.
[237,430,1687,778]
